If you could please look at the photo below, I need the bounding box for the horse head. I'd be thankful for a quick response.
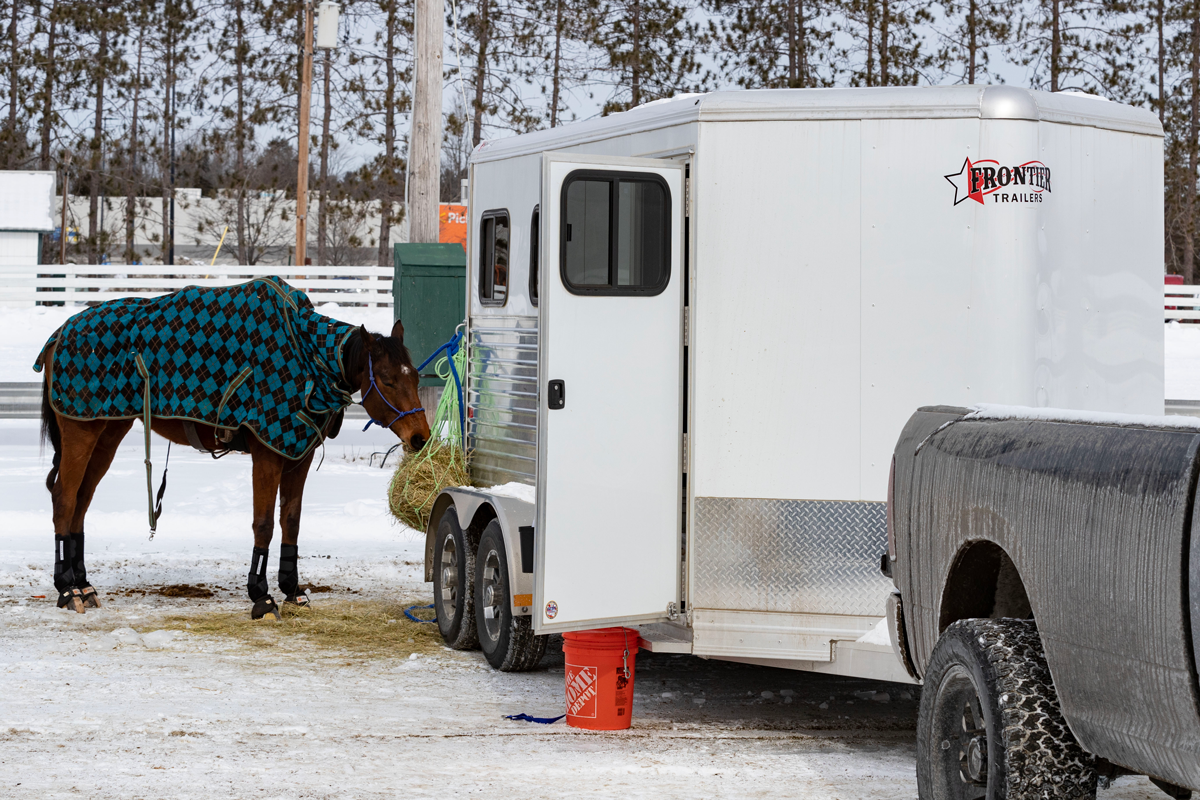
[356,320,432,452]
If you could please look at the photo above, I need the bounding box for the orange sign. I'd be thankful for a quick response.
[439,204,467,248]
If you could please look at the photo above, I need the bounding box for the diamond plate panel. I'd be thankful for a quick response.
[691,497,893,617]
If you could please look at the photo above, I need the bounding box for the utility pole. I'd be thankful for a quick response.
[169,81,176,266]
[59,151,72,265]
[410,0,444,244]
[296,2,315,268]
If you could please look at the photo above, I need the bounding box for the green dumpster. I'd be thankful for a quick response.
[393,243,466,386]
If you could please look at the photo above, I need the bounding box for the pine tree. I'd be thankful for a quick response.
[593,0,706,113]
[520,0,601,126]
[703,0,838,88]
[1,0,36,168]
[345,0,413,266]
[452,0,540,144]
[934,0,1015,84]
[840,0,936,87]
[1009,0,1142,96]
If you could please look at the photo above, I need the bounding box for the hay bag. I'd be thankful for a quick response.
[387,440,469,531]
[387,334,469,531]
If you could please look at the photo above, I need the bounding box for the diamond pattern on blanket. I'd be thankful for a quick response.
[34,277,357,460]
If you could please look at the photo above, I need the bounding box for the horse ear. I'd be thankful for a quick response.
[359,325,374,346]
[390,318,405,342]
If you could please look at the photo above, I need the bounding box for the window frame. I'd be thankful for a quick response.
[529,205,540,306]
[558,170,671,297]
[478,207,511,307]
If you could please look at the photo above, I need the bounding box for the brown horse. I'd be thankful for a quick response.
[39,318,430,619]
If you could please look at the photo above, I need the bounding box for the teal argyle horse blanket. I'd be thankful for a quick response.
[34,277,357,461]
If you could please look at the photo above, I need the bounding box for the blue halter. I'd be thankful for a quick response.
[359,352,424,431]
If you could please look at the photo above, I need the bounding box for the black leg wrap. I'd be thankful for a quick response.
[248,546,270,602]
[278,544,300,599]
[71,531,100,607]
[70,531,89,587]
[248,546,279,620]
[53,535,77,593]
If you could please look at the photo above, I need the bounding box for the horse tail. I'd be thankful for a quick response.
[41,373,61,492]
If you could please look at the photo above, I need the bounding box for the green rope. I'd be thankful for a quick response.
[386,337,470,529]
[431,340,467,449]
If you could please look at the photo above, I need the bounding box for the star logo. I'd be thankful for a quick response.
[944,157,984,206]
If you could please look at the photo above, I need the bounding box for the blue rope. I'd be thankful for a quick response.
[417,331,465,446]
[503,713,566,724]
[403,603,436,623]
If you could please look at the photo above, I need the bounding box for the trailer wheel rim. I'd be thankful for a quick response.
[480,546,503,643]
[439,533,459,625]
[930,664,989,799]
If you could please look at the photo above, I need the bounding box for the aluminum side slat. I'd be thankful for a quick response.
[468,317,539,486]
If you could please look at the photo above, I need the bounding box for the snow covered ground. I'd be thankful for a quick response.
[0,304,1181,797]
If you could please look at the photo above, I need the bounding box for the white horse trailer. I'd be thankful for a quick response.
[423,86,1164,681]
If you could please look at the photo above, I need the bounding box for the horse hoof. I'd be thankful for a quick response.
[80,586,101,609]
[57,589,85,613]
[251,596,281,621]
[284,592,310,608]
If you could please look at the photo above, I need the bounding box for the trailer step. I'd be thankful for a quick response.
[637,622,693,654]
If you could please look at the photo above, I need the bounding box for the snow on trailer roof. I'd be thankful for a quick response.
[470,86,1162,164]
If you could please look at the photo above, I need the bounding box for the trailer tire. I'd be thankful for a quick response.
[916,618,1096,800]
[475,521,547,671]
[434,508,478,650]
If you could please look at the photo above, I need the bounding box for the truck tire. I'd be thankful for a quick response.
[434,508,478,650]
[475,520,547,671]
[917,618,1096,800]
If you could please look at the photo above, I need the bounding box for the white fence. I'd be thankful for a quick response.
[1166,285,1200,321]
[0,264,393,307]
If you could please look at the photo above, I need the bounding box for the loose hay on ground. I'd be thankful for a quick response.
[387,440,469,531]
[156,599,445,658]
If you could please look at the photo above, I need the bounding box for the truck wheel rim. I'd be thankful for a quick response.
[440,534,459,624]
[480,547,503,643]
[931,664,989,799]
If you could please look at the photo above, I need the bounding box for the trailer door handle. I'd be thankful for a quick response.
[548,379,565,410]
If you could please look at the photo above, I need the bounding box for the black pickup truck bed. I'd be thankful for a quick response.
[889,405,1200,794]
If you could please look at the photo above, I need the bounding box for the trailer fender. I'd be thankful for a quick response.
[424,487,536,615]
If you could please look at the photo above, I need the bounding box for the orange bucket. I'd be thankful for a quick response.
[562,627,640,730]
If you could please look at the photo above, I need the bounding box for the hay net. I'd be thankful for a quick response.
[387,334,469,531]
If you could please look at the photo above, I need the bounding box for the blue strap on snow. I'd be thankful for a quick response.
[416,331,465,446]
[503,713,566,724]
[403,603,436,623]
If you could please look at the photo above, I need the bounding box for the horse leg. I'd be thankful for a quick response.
[247,446,284,620]
[67,419,134,608]
[51,417,105,613]
[277,451,316,607]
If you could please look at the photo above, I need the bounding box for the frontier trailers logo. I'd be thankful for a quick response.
[944,158,1051,206]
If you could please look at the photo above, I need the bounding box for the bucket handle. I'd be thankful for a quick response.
[622,629,631,680]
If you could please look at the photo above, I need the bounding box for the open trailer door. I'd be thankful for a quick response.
[534,153,685,633]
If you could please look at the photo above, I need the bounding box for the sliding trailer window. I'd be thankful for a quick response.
[479,209,510,306]
[560,171,670,296]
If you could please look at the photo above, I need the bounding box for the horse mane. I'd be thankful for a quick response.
[341,326,414,389]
